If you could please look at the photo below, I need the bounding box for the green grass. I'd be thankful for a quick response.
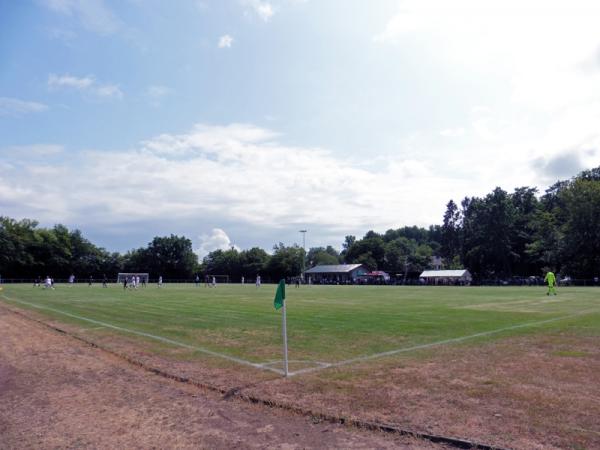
[1,284,599,368]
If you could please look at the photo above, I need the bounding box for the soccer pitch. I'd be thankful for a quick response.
[1,283,598,376]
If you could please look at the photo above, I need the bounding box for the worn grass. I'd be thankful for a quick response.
[1,283,599,367]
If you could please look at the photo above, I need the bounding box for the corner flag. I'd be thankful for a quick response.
[273,279,288,376]
[274,279,285,310]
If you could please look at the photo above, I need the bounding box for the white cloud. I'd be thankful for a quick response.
[242,0,275,22]
[94,84,123,99]
[0,97,48,116]
[0,123,479,236]
[41,0,121,35]
[373,0,600,115]
[218,34,234,48]
[48,74,123,99]
[48,74,94,90]
[196,228,239,259]
[372,0,600,186]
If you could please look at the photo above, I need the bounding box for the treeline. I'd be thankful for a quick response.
[439,167,600,279]
[0,222,199,280]
[1,167,599,281]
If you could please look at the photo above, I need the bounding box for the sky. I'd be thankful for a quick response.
[1,0,600,257]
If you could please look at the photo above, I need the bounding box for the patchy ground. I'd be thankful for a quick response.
[2,302,599,450]
[245,335,600,450]
[0,306,445,450]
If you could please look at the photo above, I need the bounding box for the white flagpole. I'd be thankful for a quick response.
[282,298,289,377]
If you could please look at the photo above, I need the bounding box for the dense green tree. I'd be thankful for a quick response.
[344,231,386,268]
[510,187,540,275]
[204,248,242,280]
[559,178,600,277]
[144,235,198,278]
[266,243,304,280]
[240,247,270,278]
[441,200,461,262]
[307,246,341,267]
[461,188,518,278]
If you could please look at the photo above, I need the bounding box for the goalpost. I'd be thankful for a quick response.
[117,273,149,284]
[205,274,229,284]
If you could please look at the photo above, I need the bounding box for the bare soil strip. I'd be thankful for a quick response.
[0,305,446,449]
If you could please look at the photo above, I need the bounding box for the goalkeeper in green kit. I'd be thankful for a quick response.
[544,270,557,296]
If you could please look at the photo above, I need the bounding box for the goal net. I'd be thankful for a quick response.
[204,274,230,284]
[117,273,149,284]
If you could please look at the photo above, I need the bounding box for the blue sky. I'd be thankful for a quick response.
[2,0,600,256]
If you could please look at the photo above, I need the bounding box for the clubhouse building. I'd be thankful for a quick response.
[305,264,367,284]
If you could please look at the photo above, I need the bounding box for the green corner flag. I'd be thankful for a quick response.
[274,279,285,310]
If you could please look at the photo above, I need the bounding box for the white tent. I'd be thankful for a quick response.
[419,269,472,285]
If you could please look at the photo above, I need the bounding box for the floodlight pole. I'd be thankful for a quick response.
[299,229,307,282]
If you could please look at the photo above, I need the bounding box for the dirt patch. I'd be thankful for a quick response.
[244,334,600,450]
[0,306,445,449]
[3,301,599,449]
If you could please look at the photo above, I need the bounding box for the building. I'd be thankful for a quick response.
[358,270,391,284]
[419,269,472,285]
[305,264,367,284]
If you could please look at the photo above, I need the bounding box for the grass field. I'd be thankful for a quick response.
[3,283,600,448]
[1,283,598,376]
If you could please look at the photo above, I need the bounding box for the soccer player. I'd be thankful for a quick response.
[44,276,54,290]
[256,275,261,288]
[211,276,216,288]
[68,274,75,286]
[544,270,557,296]
[158,275,163,288]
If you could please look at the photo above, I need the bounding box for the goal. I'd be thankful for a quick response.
[117,273,149,284]
[204,274,230,284]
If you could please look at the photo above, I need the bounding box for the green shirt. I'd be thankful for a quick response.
[544,271,556,285]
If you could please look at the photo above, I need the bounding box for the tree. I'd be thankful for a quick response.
[240,247,270,278]
[144,235,197,278]
[307,246,340,267]
[441,200,461,262]
[559,178,600,277]
[510,187,540,275]
[344,232,386,269]
[461,188,517,279]
[266,243,303,280]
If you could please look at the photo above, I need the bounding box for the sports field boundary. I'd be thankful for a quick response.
[0,295,285,375]
[2,293,597,378]
[288,308,599,376]
[0,300,509,450]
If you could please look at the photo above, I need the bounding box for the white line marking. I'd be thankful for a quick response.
[79,326,106,332]
[3,294,597,379]
[1,295,284,375]
[287,309,599,377]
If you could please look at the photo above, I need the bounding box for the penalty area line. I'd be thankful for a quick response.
[0,295,284,376]
[288,309,599,377]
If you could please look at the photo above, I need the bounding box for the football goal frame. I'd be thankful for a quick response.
[205,274,230,284]
[117,273,149,284]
